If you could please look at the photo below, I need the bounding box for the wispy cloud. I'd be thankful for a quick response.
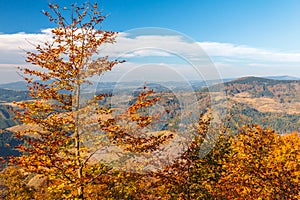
[198,42,300,63]
[0,29,52,65]
[0,29,299,83]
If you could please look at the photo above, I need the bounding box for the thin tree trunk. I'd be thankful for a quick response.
[75,79,84,199]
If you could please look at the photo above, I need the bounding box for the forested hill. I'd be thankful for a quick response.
[0,76,299,133]
[0,105,18,129]
[0,81,28,91]
[201,76,300,133]
[0,88,29,129]
[208,76,300,99]
[0,88,31,103]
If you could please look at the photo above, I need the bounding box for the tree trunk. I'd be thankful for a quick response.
[75,80,84,199]
[78,186,84,199]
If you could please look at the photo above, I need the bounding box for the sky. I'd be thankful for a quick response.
[1,0,300,83]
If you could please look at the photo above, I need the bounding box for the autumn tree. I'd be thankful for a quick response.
[147,112,233,199]
[218,125,300,199]
[8,2,172,199]
[0,167,34,200]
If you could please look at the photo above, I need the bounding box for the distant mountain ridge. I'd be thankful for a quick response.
[0,75,299,91]
[200,76,300,133]
[208,76,300,97]
[0,76,299,136]
[0,88,31,103]
[262,75,300,80]
[0,81,28,91]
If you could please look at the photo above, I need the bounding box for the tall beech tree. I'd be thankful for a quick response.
[9,3,172,199]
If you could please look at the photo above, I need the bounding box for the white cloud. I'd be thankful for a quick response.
[2,29,300,64]
[120,49,172,58]
[198,42,300,63]
[0,29,53,67]
[100,34,201,58]
[0,29,52,51]
[0,29,300,83]
[247,63,272,67]
[99,61,209,82]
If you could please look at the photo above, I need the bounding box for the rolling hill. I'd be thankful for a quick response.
[0,76,299,134]
[0,88,31,103]
[203,76,300,133]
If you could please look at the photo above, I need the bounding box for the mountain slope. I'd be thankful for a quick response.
[263,75,300,80]
[0,88,31,103]
[0,81,28,91]
[208,76,299,100]
[201,76,300,133]
[0,105,19,129]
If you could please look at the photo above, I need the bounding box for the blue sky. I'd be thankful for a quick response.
[1,0,300,83]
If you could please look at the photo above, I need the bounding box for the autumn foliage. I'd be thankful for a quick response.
[218,125,300,199]
[5,2,171,199]
[1,2,300,200]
